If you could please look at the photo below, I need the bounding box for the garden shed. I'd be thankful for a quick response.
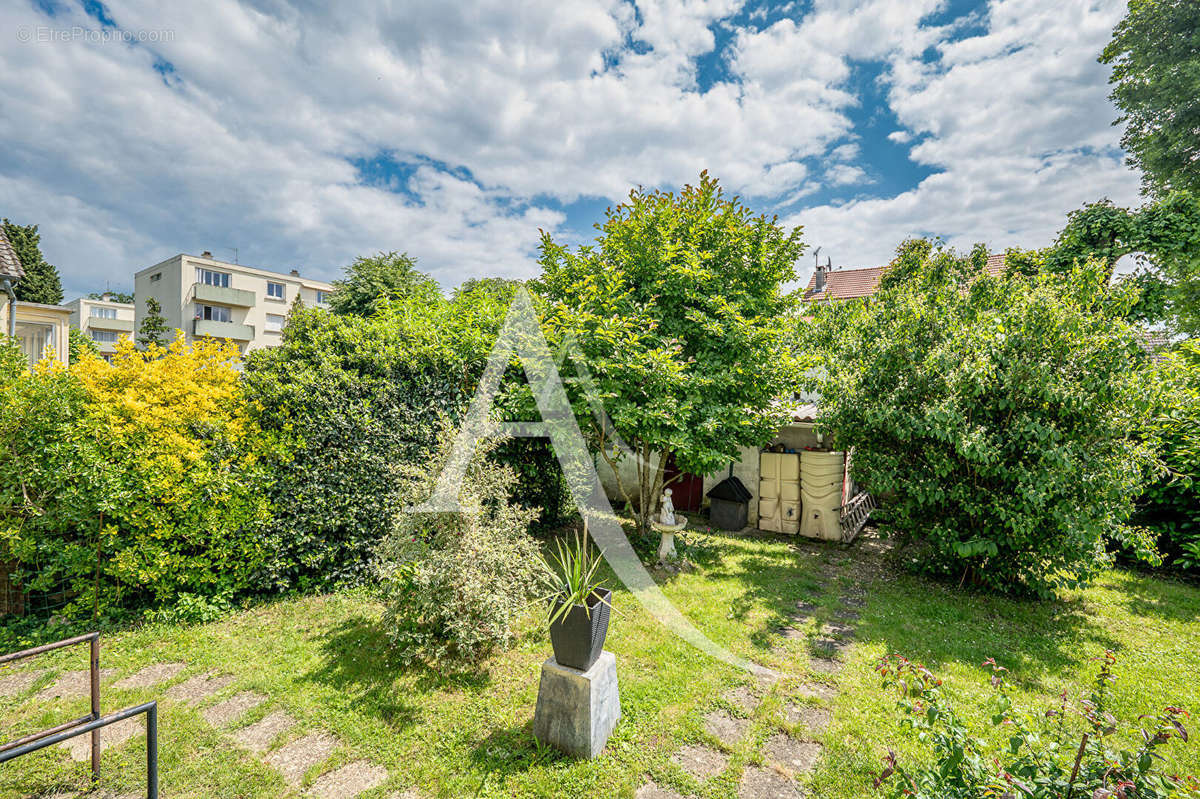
[596,402,873,541]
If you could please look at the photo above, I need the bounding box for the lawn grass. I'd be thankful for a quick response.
[2,528,1199,798]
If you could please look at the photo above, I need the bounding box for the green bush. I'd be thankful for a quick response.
[874,652,1199,798]
[375,438,544,664]
[807,240,1157,596]
[242,287,568,589]
[1139,342,1200,568]
[0,336,269,622]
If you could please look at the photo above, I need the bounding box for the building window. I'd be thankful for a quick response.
[90,306,119,319]
[265,313,285,332]
[266,281,285,300]
[90,329,120,343]
[197,304,231,323]
[15,322,54,369]
[149,272,161,282]
[316,290,331,305]
[196,267,231,288]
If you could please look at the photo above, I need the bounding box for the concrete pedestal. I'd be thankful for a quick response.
[651,519,686,563]
[533,651,620,758]
[657,532,676,561]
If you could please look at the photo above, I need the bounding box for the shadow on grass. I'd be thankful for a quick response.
[301,614,494,733]
[470,720,569,779]
[849,565,1125,691]
[690,531,839,651]
[1108,569,1200,624]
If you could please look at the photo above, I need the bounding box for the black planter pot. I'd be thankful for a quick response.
[548,588,612,671]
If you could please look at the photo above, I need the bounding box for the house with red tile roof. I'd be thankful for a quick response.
[803,252,1008,301]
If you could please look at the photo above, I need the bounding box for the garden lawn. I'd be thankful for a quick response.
[2,529,1200,798]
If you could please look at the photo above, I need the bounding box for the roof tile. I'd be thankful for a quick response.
[805,252,1007,300]
[0,228,24,281]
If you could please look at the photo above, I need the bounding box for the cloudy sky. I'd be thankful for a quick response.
[1,0,1141,298]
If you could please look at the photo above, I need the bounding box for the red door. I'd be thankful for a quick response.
[662,452,704,512]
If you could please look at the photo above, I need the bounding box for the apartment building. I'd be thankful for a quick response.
[65,295,136,360]
[133,252,334,353]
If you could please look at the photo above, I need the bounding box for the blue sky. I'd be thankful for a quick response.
[1,0,1141,297]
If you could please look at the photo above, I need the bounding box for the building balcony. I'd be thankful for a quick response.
[86,317,134,333]
[193,318,254,341]
[193,282,255,307]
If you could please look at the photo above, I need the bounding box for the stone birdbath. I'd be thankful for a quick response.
[650,487,687,563]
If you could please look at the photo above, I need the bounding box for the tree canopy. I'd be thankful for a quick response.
[535,172,806,531]
[806,240,1156,597]
[1040,193,1200,335]
[88,291,134,304]
[1101,0,1200,198]
[329,251,441,316]
[2,220,62,305]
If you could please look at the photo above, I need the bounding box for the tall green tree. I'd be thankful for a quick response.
[2,220,62,305]
[68,327,100,363]
[329,251,441,316]
[137,297,170,349]
[807,241,1156,597]
[1042,193,1200,334]
[535,172,805,531]
[1101,0,1200,198]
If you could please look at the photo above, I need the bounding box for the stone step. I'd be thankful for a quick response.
[233,709,296,754]
[113,662,186,690]
[201,690,266,728]
[308,760,389,798]
[264,731,339,786]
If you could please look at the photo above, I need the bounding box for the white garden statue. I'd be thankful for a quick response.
[651,487,686,562]
[659,487,676,526]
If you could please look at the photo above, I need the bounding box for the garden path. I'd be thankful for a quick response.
[635,534,873,799]
[11,659,413,798]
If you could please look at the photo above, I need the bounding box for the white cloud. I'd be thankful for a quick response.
[790,0,1141,281]
[826,163,871,186]
[0,0,1143,299]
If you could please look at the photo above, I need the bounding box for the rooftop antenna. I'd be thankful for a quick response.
[812,247,830,294]
[227,247,238,264]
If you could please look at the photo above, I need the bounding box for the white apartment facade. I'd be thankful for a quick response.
[133,252,334,354]
[65,295,136,360]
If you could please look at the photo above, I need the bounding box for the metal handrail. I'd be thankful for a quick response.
[0,632,101,780]
[0,701,158,798]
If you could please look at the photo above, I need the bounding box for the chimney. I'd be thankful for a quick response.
[289,269,300,277]
[813,252,829,294]
[201,250,213,258]
[101,292,112,302]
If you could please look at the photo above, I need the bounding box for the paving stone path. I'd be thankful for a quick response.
[308,759,389,798]
[36,668,117,701]
[164,669,234,704]
[636,782,688,799]
[234,709,297,754]
[672,744,729,779]
[739,766,803,799]
[9,657,401,798]
[703,709,750,746]
[264,731,340,787]
[0,667,45,697]
[634,531,884,799]
[112,661,186,690]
